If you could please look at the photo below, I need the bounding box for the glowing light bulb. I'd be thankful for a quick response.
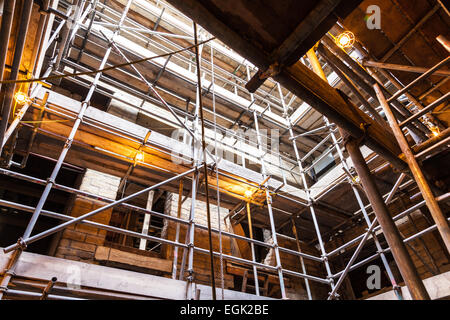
[336,31,355,49]
[14,91,29,104]
[135,151,144,162]
[340,36,350,46]
[244,190,253,198]
[431,127,440,137]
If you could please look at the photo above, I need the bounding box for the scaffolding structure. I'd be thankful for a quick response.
[0,0,449,300]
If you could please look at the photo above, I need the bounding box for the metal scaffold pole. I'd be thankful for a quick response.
[172,180,184,279]
[193,22,217,300]
[252,110,287,299]
[277,83,313,300]
[0,0,33,155]
[245,201,260,296]
[243,64,261,296]
[183,84,200,300]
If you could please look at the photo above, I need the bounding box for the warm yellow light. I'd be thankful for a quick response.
[339,35,350,46]
[244,189,253,198]
[135,151,144,162]
[431,127,440,137]
[336,31,355,48]
[14,91,29,104]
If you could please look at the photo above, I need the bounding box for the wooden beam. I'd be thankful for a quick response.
[362,60,450,77]
[95,246,172,273]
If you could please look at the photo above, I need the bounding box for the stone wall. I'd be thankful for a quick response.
[167,193,229,230]
[55,169,121,263]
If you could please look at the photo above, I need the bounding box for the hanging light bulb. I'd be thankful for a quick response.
[14,91,29,104]
[244,189,253,198]
[135,151,144,162]
[336,31,355,49]
[430,126,440,137]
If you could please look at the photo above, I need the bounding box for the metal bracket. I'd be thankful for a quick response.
[17,237,27,250]
[4,269,16,277]
[245,63,281,93]
[260,62,281,79]
[342,122,371,148]
[186,269,195,282]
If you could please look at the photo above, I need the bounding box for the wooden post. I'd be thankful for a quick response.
[374,84,450,253]
[345,136,430,300]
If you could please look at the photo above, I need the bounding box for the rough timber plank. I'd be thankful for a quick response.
[94,246,172,273]
[226,262,289,285]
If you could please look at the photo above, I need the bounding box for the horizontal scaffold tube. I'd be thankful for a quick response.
[0,198,329,285]
[332,215,450,279]
[3,166,201,253]
[326,192,449,258]
[0,168,322,262]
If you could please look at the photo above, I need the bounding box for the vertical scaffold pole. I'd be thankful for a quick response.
[245,64,264,294]
[252,110,287,299]
[185,77,200,300]
[246,202,260,296]
[172,180,184,279]
[193,22,216,300]
[277,83,313,300]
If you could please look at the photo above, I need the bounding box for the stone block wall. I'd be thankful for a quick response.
[55,169,121,263]
[168,193,229,230]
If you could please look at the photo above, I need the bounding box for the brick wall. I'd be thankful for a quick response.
[55,169,121,263]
